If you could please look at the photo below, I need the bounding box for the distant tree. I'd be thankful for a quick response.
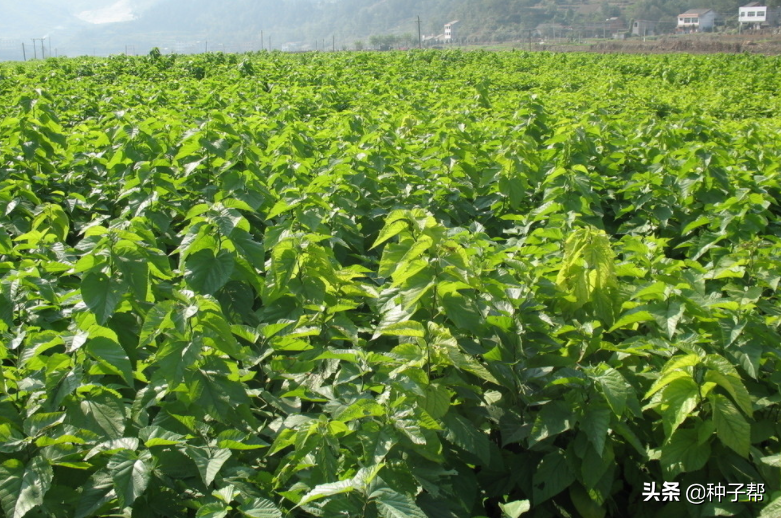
[354,40,365,50]
[657,15,677,32]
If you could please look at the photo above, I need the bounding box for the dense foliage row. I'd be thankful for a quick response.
[0,50,780,518]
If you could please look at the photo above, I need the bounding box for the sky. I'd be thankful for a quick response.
[74,0,139,24]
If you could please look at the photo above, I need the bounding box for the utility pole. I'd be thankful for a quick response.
[22,42,26,61]
[205,40,208,52]
[332,35,335,51]
[416,15,422,48]
[261,31,264,50]
[48,37,51,58]
[31,39,38,59]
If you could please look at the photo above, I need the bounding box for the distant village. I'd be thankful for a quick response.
[419,2,779,46]
[2,1,780,59]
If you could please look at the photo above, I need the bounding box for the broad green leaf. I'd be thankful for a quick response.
[209,206,245,236]
[372,219,409,249]
[85,438,140,460]
[710,393,751,457]
[760,454,781,468]
[608,310,654,332]
[441,293,483,335]
[139,426,185,447]
[612,421,646,459]
[422,383,451,420]
[32,203,69,241]
[399,273,435,310]
[394,418,426,446]
[0,425,26,453]
[442,412,490,465]
[704,370,753,417]
[630,281,667,301]
[74,471,114,518]
[682,216,711,235]
[661,428,711,476]
[499,173,527,210]
[429,322,499,384]
[0,227,12,254]
[186,364,251,422]
[696,419,715,445]
[20,331,62,367]
[645,353,701,399]
[72,390,126,439]
[662,354,702,374]
[760,496,781,518]
[185,248,235,294]
[23,412,65,437]
[298,479,356,506]
[199,308,245,359]
[81,271,126,325]
[113,240,150,300]
[597,368,631,417]
[529,400,574,447]
[86,335,134,386]
[184,446,232,487]
[196,502,229,518]
[533,449,575,504]
[138,300,176,346]
[580,440,614,490]
[569,484,605,518]
[499,500,530,518]
[107,450,152,508]
[580,403,610,455]
[373,320,425,339]
[217,429,269,450]
[238,498,283,518]
[333,398,385,423]
[371,487,427,518]
[659,300,685,339]
[393,235,433,281]
[0,456,53,518]
[660,377,700,438]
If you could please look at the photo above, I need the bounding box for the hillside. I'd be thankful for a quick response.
[1,0,754,58]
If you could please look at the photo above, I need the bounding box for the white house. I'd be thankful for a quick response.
[677,9,717,32]
[444,20,460,42]
[739,2,779,28]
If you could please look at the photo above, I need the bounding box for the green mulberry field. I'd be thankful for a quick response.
[0,49,780,518]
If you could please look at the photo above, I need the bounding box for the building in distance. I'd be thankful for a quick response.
[444,20,460,42]
[677,9,717,32]
[739,3,779,29]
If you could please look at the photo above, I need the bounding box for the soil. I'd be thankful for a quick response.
[536,31,781,54]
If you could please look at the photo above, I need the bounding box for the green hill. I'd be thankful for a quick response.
[2,0,762,58]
